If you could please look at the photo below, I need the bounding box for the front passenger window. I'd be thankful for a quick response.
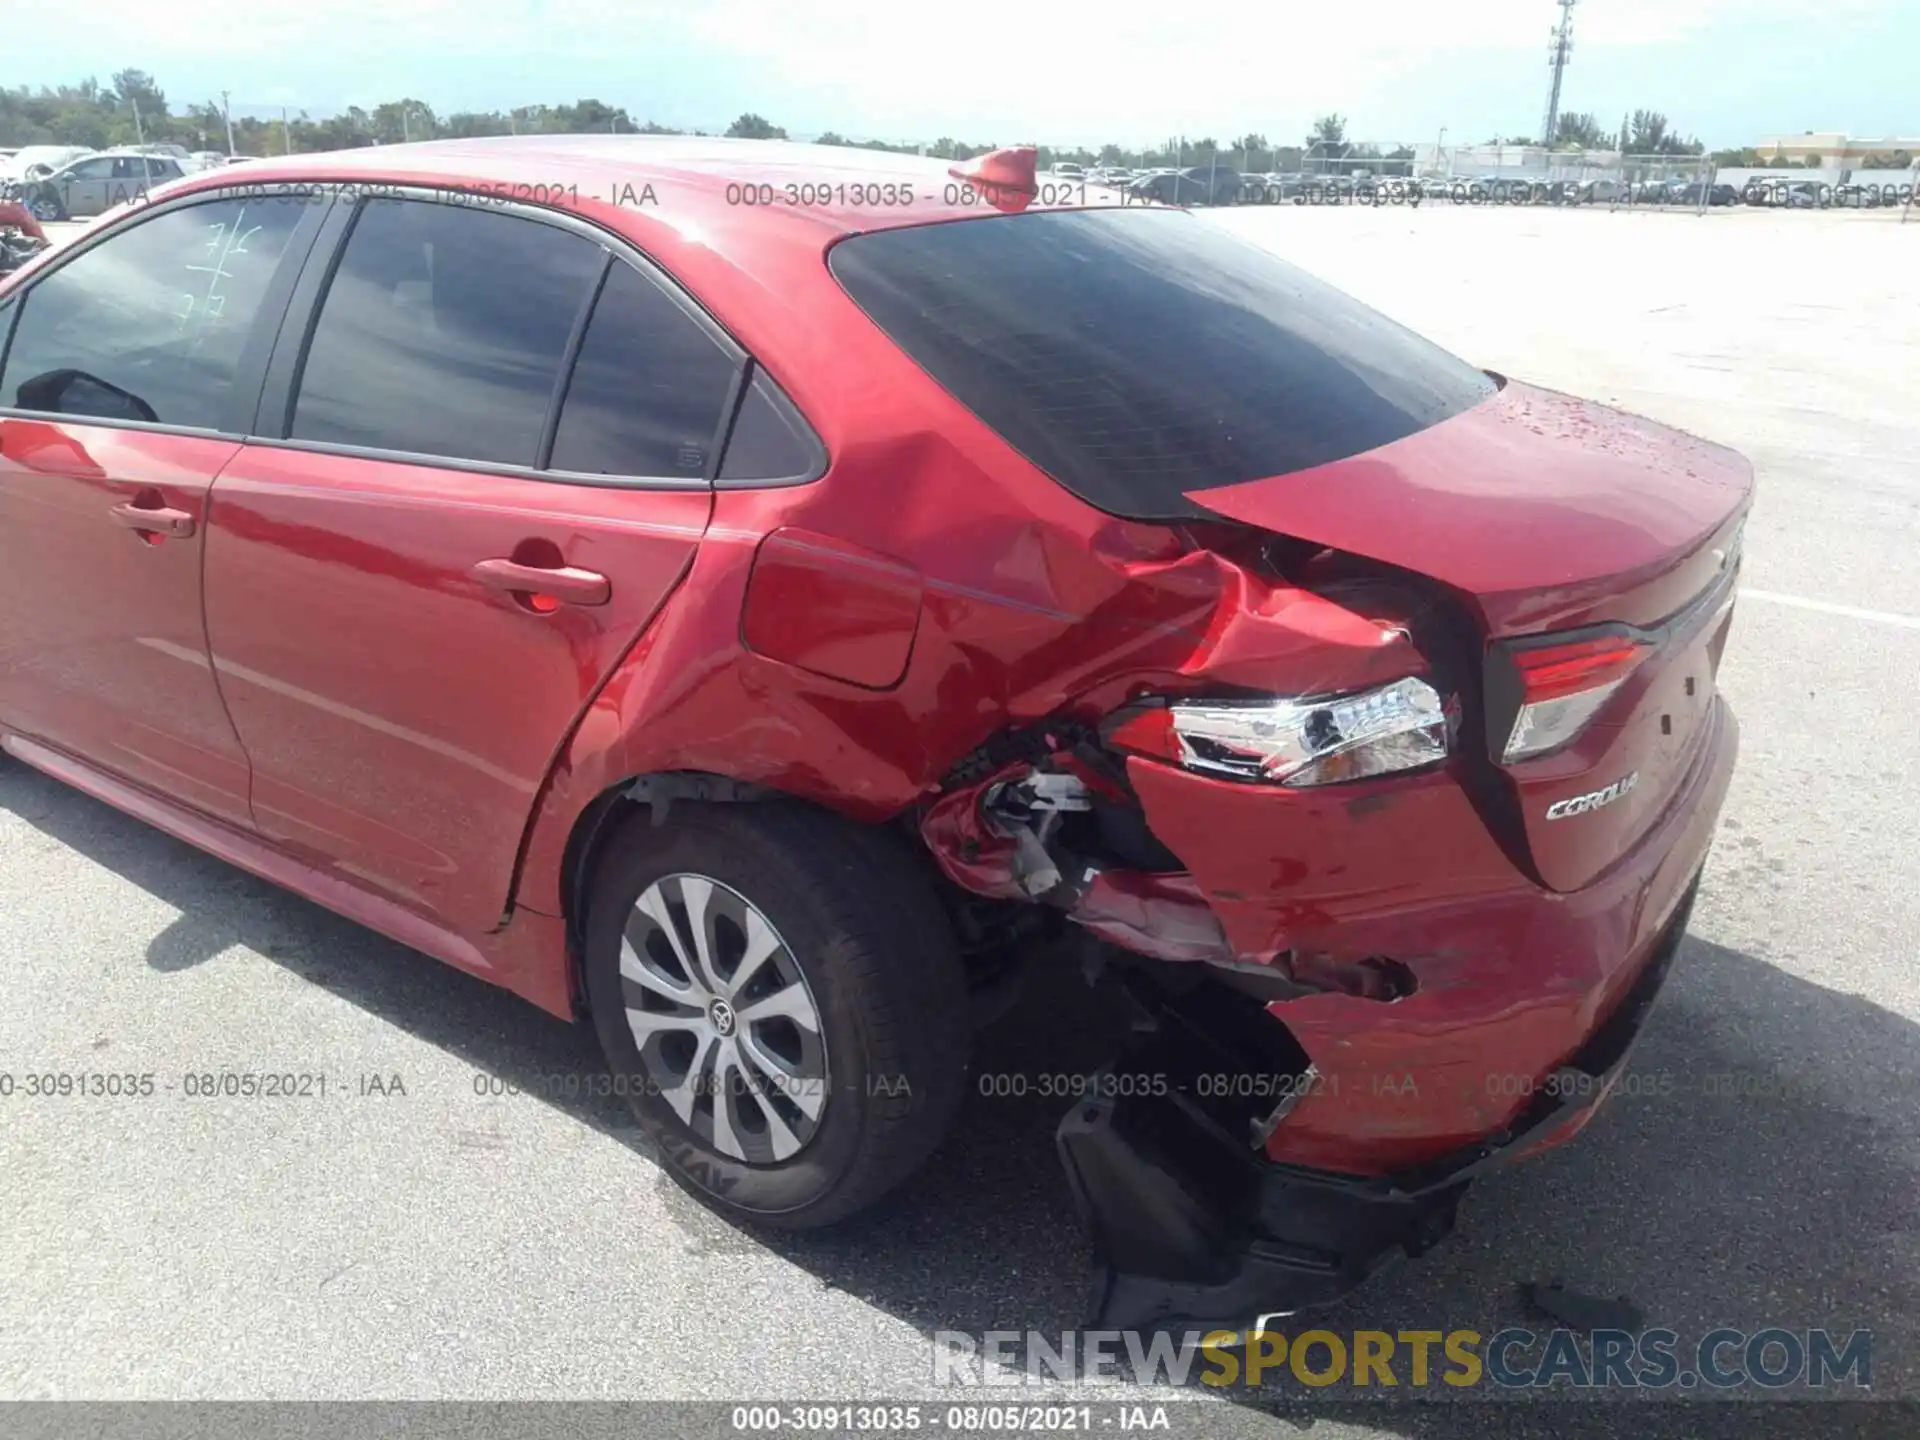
[289,198,605,467]
[0,197,304,429]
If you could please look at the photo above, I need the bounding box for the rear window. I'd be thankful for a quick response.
[829,208,1496,520]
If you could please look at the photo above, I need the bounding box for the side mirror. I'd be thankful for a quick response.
[15,368,161,424]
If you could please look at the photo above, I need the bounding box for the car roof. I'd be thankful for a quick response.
[169,136,1108,249]
[153,136,1138,424]
[73,149,177,162]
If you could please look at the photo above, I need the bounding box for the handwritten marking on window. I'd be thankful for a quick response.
[174,205,265,343]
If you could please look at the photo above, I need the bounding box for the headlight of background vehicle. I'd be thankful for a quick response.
[1103,676,1450,786]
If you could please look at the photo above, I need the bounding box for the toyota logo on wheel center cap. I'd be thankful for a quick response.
[707,998,737,1036]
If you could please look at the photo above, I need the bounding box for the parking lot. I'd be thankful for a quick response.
[1,202,1916,1430]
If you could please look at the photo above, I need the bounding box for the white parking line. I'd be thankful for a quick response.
[1741,588,1920,630]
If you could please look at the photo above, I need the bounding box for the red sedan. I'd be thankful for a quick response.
[0,139,1745,1331]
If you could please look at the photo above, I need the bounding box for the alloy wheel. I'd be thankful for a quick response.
[621,873,828,1164]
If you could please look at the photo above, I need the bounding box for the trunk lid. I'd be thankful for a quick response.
[1186,379,1752,637]
[1188,380,1752,892]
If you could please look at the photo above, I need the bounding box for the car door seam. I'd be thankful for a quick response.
[194,471,261,822]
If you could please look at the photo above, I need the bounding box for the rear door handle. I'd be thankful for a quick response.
[109,502,195,538]
[470,558,611,608]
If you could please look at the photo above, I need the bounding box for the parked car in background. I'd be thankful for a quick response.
[1451,175,1517,202]
[1294,173,1344,201]
[1673,182,1740,207]
[1049,162,1086,180]
[0,137,1747,1329]
[1241,172,1304,203]
[1127,165,1241,206]
[1241,172,1278,202]
[0,146,95,184]
[2,150,186,221]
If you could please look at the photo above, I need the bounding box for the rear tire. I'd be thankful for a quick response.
[585,802,970,1229]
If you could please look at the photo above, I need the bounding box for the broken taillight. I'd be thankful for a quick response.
[1104,677,1450,787]
[1500,634,1652,762]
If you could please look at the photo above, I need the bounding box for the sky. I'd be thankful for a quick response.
[5,0,1915,149]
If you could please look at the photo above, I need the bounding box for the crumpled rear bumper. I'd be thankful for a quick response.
[1058,871,1701,1334]
[1057,698,1736,1332]
[1126,696,1738,1175]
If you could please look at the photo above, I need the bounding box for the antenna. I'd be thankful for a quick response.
[1541,0,1577,149]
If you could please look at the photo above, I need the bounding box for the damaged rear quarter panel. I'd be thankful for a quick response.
[514,315,1427,917]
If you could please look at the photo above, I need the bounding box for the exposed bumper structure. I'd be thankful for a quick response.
[1053,697,1737,1331]
[1130,697,1739,1175]
[1059,872,1701,1333]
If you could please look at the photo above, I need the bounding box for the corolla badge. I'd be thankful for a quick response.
[1545,772,1639,820]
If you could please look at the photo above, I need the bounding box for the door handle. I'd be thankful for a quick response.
[109,501,196,538]
[471,558,611,608]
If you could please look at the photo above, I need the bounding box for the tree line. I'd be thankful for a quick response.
[0,75,1395,172]
[6,73,1902,174]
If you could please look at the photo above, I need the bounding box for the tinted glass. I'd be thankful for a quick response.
[718,369,824,485]
[292,198,603,466]
[1,197,304,428]
[548,261,735,477]
[830,208,1497,520]
[113,157,179,181]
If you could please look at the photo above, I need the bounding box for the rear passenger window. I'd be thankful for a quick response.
[548,261,736,477]
[0,197,304,429]
[291,198,603,466]
[718,369,824,485]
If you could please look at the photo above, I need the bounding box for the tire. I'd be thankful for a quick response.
[585,802,970,1229]
[28,194,65,223]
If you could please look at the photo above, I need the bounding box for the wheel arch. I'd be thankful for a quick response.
[555,769,913,1018]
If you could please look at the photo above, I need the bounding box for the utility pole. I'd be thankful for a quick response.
[1540,0,1576,151]
[282,106,292,154]
[131,98,156,189]
[219,91,236,156]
